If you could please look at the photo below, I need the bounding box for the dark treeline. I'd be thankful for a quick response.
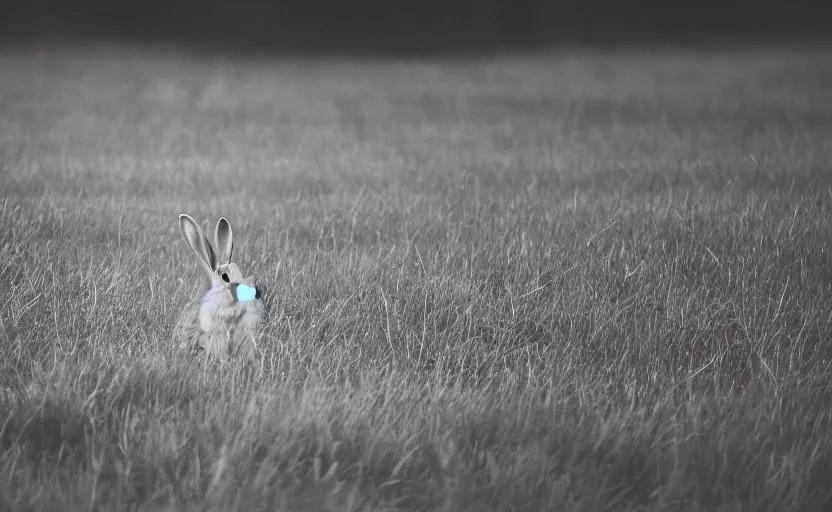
[1,0,829,53]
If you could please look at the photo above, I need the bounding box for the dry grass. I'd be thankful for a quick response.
[1,43,832,511]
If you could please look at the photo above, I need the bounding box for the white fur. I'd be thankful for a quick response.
[174,214,265,358]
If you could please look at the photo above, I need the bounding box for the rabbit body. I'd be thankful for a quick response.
[173,214,265,359]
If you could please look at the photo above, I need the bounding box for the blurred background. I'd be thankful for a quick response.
[1,0,829,54]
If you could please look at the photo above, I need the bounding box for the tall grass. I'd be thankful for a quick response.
[1,44,832,510]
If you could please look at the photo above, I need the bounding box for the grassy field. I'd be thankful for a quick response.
[1,43,832,511]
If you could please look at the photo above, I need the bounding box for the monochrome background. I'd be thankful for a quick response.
[2,0,829,52]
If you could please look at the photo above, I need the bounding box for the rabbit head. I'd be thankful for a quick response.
[179,214,246,287]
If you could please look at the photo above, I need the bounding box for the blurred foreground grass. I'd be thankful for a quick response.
[1,44,832,510]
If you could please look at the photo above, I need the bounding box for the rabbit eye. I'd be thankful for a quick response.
[222,273,230,282]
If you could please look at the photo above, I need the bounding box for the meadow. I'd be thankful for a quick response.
[1,43,832,511]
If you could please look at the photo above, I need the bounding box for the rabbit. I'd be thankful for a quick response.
[172,214,265,359]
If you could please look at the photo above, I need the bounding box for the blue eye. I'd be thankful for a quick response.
[236,284,257,302]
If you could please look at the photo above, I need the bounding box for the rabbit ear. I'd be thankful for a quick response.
[215,217,233,265]
[179,214,217,274]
